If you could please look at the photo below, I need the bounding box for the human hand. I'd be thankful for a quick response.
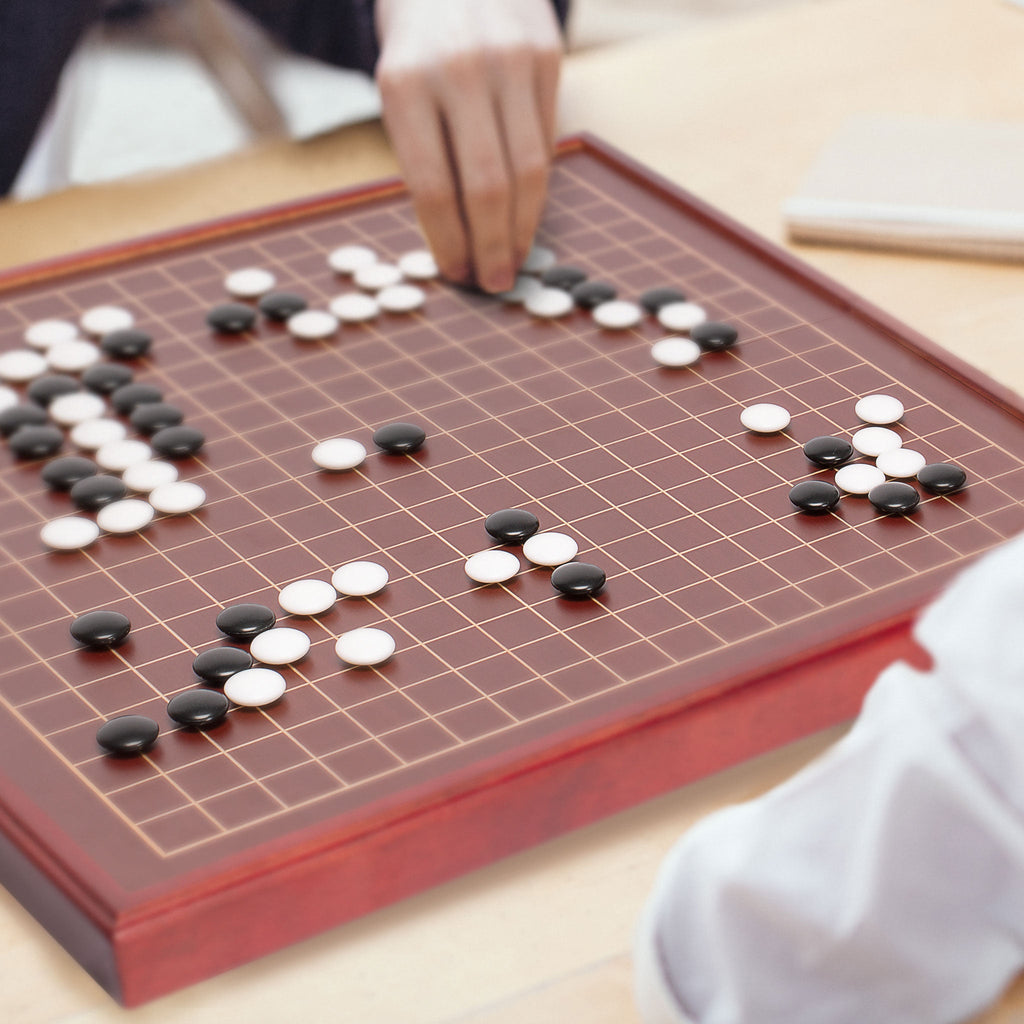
[374,0,563,293]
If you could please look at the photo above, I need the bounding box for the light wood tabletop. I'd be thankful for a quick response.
[1,0,1023,1021]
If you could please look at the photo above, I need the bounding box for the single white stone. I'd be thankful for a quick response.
[0,349,47,382]
[278,578,337,616]
[331,560,389,597]
[651,337,702,368]
[96,438,152,472]
[150,480,206,514]
[397,249,439,279]
[521,244,557,274]
[523,531,578,567]
[525,287,575,318]
[80,305,133,336]
[97,498,155,534]
[498,274,545,305]
[855,394,905,425]
[876,447,927,479]
[657,301,708,332]
[25,319,78,350]
[328,292,379,322]
[225,667,286,707]
[48,392,106,426]
[327,244,378,274]
[70,417,128,450]
[852,426,903,457]
[312,437,367,471]
[40,516,100,551]
[0,384,20,411]
[335,627,396,666]
[224,267,276,298]
[835,463,887,495]
[465,549,521,584]
[377,283,426,313]
[740,403,791,434]
[592,300,644,330]
[353,261,403,291]
[122,459,179,492]
[287,309,338,340]
[46,339,101,373]
[250,626,311,665]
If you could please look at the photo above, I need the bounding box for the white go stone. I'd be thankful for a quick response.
[48,392,106,426]
[80,305,133,336]
[0,385,18,411]
[353,261,403,291]
[657,301,708,332]
[377,283,426,313]
[525,286,575,319]
[287,309,338,340]
[521,244,557,274]
[740,403,791,434]
[523,531,578,567]
[335,627,396,667]
[328,292,379,322]
[225,667,286,707]
[25,319,78,350]
[327,244,378,274]
[331,560,389,597]
[71,418,128,450]
[592,300,643,330]
[876,447,927,479]
[97,498,155,534]
[651,337,702,368]
[465,549,521,584]
[835,462,887,495]
[250,626,311,665]
[96,438,152,472]
[0,349,47,382]
[122,459,179,492]
[855,394,905,425]
[852,426,903,458]
[150,480,206,514]
[40,516,100,551]
[397,249,439,279]
[498,274,545,305]
[224,267,276,298]
[278,578,337,616]
[312,437,367,471]
[46,339,101,373]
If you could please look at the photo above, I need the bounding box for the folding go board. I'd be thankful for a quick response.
[1,135,1023,1005]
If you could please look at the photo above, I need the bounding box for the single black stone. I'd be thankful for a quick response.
[70,609,132,648]
[373,422,426,454]
[192,646,254,685]
[27,374,81,406]
[868,481,921,516]
[9,424,63,459]
[111,382,163,414]
[167,688,230,729]
[639,286,687,312]
[690,321,739,352]
[96,715,159,756]
[570,280,617,309]
[152,424,205,458]
[70,474,128,510]
[101,327,153,359]
[803,436,855,468]
[82,362,134,394]
[41,455,99,491]
[789,479,841,514]
[917,462,967,495]
[130,402,184,434]
[540,265,588,290]
[207,302,258,334]
[551,562,606,598]
[258,291,308,321]
[485,508,540,545]
[0,403,48,437]
[216,603,276,641]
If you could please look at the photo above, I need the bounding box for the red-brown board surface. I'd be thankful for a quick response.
[1,136,1023,1004]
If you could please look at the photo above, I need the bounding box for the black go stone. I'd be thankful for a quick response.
[167,689,230,729]
[9,424,63,459]
[27,374,81,406]
[373,422,426,454]
[112,382,163,415]
[540,265,588,290]
[207,302,258,334]
[803,436,855,468]
[216,603,276,641]
[82,362,134,395]
[152,424,205,458]
[691,321,739,352]
[918,462,967,495]
[70,474,128,510]
[551,562,606,598]
[789,479,841,514]
[130,402,184,434]
[485,508,540,545]
[42,455,99,491]
[259,291,308,321]
[101,327,153,359]
[96,715,159,756]
[639,286,687,312]
[0,403,48,436]
[193,646,254,685]
[570,280,617,309]
[70,609,132,648]
[868,481,921,516]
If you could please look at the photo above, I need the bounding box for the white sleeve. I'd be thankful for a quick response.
[634,530,1024,1024]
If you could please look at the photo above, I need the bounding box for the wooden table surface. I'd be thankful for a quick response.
[2,0,1023,1021]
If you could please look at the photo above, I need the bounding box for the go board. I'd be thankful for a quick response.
[1,134,1023,1005]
